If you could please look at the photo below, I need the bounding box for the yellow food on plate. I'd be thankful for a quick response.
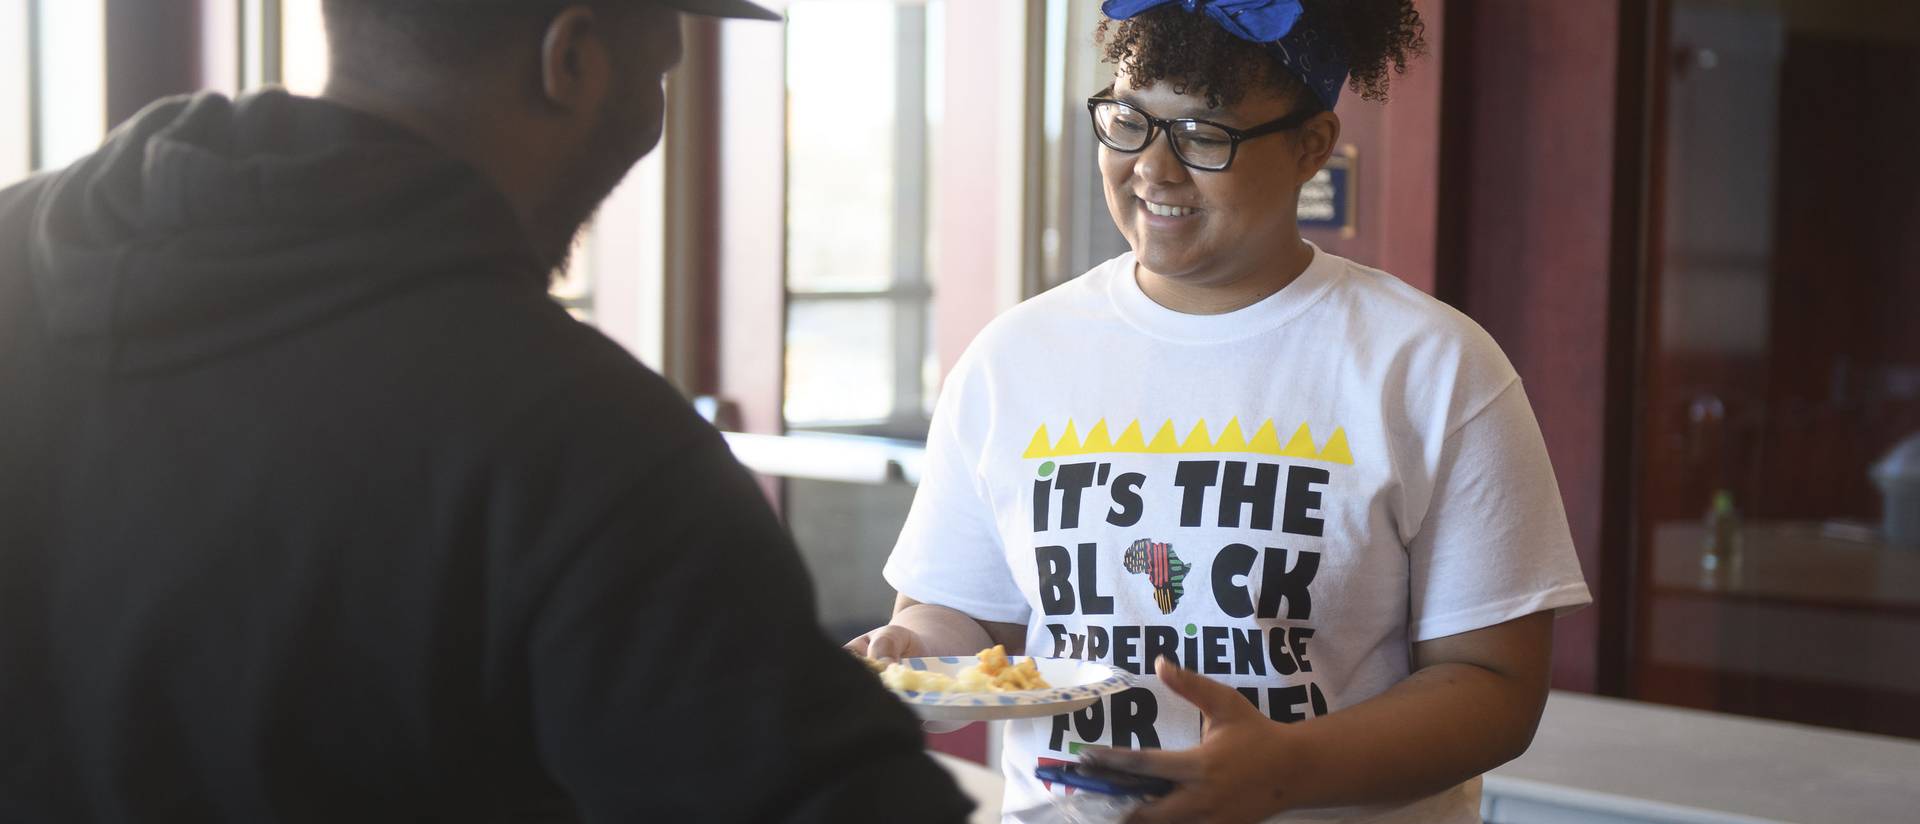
[876,644,1051,693]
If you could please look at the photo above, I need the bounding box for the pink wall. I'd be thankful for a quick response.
[712,18,789,443]
[931,2,1015,379]
[1306,0,1445,295]
[1443,0,1632,692]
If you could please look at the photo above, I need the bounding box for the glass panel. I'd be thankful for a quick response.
[0,0,29,186]
[241,0,274,90]
[34,0,106,172]
[785,298,894,426]
[1637,0,1920,739]
[1034,0,1129,293]
[784,0,938,432]
[280,0,328,96]
[784,1,899,295]
[923,313,939,419]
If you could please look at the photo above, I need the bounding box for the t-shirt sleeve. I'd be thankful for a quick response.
[500,381,974,823]
[1406,379,1592,642]
[883,354,1031,625]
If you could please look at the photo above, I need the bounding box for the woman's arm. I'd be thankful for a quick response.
[1085,611,1554,824]
[845,594,1029,659]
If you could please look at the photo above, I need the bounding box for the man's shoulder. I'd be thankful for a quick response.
[0,173,53,271]
[318,270,708,462]
[0,175,55,348]
[0,172,52,220]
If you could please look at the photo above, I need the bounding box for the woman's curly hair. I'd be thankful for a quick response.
[1096,1,1427,109]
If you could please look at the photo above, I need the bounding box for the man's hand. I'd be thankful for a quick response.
[1081,657,1299,824]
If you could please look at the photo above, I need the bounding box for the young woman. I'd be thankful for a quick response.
[849,2,1590,821]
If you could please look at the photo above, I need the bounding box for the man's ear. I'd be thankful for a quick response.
[1295,111,1342,186]
[539,6,613,112]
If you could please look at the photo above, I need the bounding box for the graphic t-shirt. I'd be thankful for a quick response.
[884,247,1592,823]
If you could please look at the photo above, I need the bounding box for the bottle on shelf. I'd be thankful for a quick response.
[1701,489,1743,588]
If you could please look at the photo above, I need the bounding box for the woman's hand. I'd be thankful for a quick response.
[1081,657,1301,824]
[1084,614,1557,821]
[843,623,928,661]
[844,621,972,734]
[845,595,1028,661]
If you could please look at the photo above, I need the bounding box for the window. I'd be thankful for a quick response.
[29,0,108,175]
[1,0,31,187]
[1033,0,1130,293]
[782,0,943,439]
[278,0,326,96]
[1632,0,1920,739]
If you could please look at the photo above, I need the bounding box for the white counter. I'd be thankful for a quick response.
[933,691,1920,824]
[1485,691,1920,824]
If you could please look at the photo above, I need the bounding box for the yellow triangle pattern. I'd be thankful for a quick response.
[1215,418,1250,453]
[1146,421,1181,453]
[1021,418,1355,465]
[1083,420,1114,453]
[1053,420,1081,454]
[1319,428,1353,465]
[1249,420,1282,453]
[1023,425,1053,459]
[1180,420,1213,452]
[1279,424,1319,459]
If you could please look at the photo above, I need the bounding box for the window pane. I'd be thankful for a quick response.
[785,2,898,294]
[784,1,939,434]
[1636,0,1920,739]
[1,0,29,186]
[280,0,328,96]
[785,299,894,426]
[241,0,272,89]
[34,0,106,172]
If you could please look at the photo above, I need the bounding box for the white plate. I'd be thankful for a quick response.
[885,655,1135,722]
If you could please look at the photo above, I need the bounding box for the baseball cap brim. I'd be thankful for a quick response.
[658,0,782,21]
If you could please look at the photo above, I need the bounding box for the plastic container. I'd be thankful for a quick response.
[1872,432,1920,548]
[1701,489,1743,585]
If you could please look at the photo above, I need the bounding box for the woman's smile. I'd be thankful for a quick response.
[1139,196,1200,218]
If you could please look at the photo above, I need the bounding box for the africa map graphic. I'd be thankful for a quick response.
[1122,539,1188,614]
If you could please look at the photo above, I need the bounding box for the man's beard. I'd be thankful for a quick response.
[533,152,626,283]
[548,208,600,283]
[533,92,655,282]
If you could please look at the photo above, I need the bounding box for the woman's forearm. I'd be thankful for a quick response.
[1279,660,1545,810]
[890,602,995,655]
[890,598,1026,656]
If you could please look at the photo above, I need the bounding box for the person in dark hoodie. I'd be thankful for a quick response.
[0,1,973,822]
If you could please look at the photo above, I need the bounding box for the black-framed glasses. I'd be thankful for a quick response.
[1086,92,1317,172]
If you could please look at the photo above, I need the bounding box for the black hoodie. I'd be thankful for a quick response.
[0,91,970,823]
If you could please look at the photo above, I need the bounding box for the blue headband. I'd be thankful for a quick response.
[1101,0,1350,110]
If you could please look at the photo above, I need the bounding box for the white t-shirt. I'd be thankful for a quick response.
[884,247,1592,823]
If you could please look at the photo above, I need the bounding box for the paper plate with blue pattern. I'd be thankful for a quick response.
[885,656,1135,721]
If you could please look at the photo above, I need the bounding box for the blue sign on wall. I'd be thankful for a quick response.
[1298,147,1357,237]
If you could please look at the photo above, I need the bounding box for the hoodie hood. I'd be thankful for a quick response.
[27,90,541,374]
